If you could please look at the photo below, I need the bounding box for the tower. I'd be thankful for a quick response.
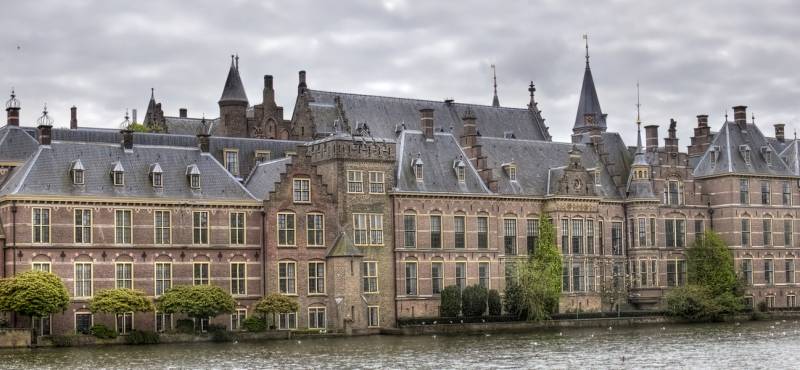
[573,35,607,135]
[491,64,500,108]
[218,55,249,137]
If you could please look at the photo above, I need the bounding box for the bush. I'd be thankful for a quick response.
[50,335,76,347]
[124,330,160,345]
[665,285,740,322]
[503,282,526,318]
[89,324,118,339]
[242,316,267,332]
[461,285,488,317]
[440,285,461,317]
[175,319,195,334]
[487,289,502,316]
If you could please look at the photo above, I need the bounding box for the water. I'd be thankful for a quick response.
[1,320,799,369]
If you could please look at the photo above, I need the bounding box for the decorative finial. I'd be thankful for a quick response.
[725,110,728,122]
[491,64,499,107]
[751,113,755,124]
[583,34,590,67]
[635,81,641,125]
[235,54,239,70]
[36,103,54,126]
[150,87,154,99]
[794,130,797,141]
[120,109,131,129]
[5,87,20,109]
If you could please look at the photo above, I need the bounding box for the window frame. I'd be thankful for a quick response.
[306,213,325,247]
[74,208,92,244]
[368,171,385,194]
[193,262,210,285]
[32,207,51,244]
[278,261,297,295]
[277,212,297,247]
[404,261,418,296]
[229,212,246,245]
[230,262,247,296]
[74,262,93,298]
[307,306,327,330]
[292,178,311,203]
[192,211,209,245]
[154,262,172,296]
[347,170,364,193]
[223,148,240,176]
[307,261,326,295]
[114,209,133,245]
[403,213,416,248]
[431,261,443,295]
[114,262,133,289]
[154,210,171,245]
[362,261,379,294]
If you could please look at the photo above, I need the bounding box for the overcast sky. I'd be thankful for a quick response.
[2,0,799,147]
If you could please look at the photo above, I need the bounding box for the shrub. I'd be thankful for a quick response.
[124,330,160,345]
[461,285,488,317]
[242,316,267,332]
[503,282,526,318]
[50,335,76,347]
[487,289,502,316]
[665,285,740,322]
[175,319,195,334]
[440,285,461,317]
[157,285,235,326]
[89,324,118,339]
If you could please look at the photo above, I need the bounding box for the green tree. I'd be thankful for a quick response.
[254,293,299,328]
[89,288,155,315]
[514,214,562,321]
[461,285,488,317]
[487,289,502,316]
[125,122,150,132]
[439,285,462,317]
[0,270,69,319]
[157,285,235,329]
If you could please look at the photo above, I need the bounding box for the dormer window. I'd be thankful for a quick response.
[411,154,424,182]
[453,157,466,183]
[761,146,773,165]
[739,144,752,165]
[186,164,201,189]
[111,161,125,186]
[710,145,721,167]
[70,159,85,185]
[224,149,239,176]
[503,131,515,139]
[150,163,163,188]
[502,162,517,181]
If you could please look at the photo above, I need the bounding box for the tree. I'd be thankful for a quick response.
[487,289,502,316]
[513,214,562,321]
[0,270,69,319]
[461,285,488,317]
[439,286,462,317]
[89,288,154,315]
[125,122,150,132]
[254,294,299,328]
[157,285,235,328]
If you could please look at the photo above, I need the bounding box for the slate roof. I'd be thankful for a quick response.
[693,121,794,178]
[396,131,489,194]
[478,136,621,198]
[163,116,217,135]
[327,232,363,257]
[573,63,606,132]
[767,137,790,154]
[219,61,248,104]
[244,156,291,200]
[304,90,550,141]
[779,139,800,176]
[0,140,257,202]
[571,131,632,187]
[0,126,39,163]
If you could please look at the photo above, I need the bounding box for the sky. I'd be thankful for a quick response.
[2,0,799,147]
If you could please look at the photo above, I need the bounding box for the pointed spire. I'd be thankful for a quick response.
[219,54,248,105]
[491,64,500,107]
[527,81,536,108]
[573,35,606,134]
[150,87,154,101]
[583,34,590,69]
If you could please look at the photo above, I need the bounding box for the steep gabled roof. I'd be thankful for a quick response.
[327,232,363,257]
[244,156,291,200]
[0,125,39,163]
[693,121,794,178]
[779,139,800,176]
[573,64,606,133]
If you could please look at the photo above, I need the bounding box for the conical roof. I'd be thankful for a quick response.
[573,63,606,132]
[218,57,248,105]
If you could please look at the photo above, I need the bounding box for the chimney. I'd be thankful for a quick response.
[645,124,659,151]
[696,114,708,128]
[5,90,20,127]
[263,75,275,106]
[69,106,78,129]
[733,105,747,129]
[420,108,434,140]
[121,129,134,151]
[131,109,138,124]
[775,123,786,142]
[461,108,477,147]
[197,133,210,153]
[689,115,712,157]
[298,70,307,94]
[179,108,188,118]
[38,124,52,146]
[664,119,679,153]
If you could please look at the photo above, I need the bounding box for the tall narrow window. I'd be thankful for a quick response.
[231,309,247,331]
[479,262,490,289]
[115,262,133,289]
[278,261,297,295]
[504,218,517,255]
[430,215,442,249]
[740,178,749,204]
[786,259,795,284]
[742,259,753,285]
[278,213,296,246]
[307,261,325,295]
[783,181,792,205]
[155,312,172,333]
[694,219,704,242]
[785,219,793,247]
[74,263,93,298]
[354,214,368,245]
[405,262,418,296]
[527,218,539,255]
[230,212,246,245]
[362,261,378,293]
[761,181,771,205]
[115,210,133,245]
[116,313,133,334]
[308,307,326,330]
[665,219,675,248]
[677,260,687,286]
[741,218,751,246]
[455,262,467,291]
[224,149,239,176]
[763,218,772,246]
[367,306,380,327]
[193,211,209,244]
[32,208,50,244]
[431,262,443,294]
[347,170,364,193]
[598,220,605,254]
[154,211,171,244]
[74,209,92,244]
[292,178,311,203]
[369,171,385,194]
[651,260,657,286]
[231,262,246,295]
[586,219,594,254]
[306,214,324,247]
[572,264,583,292]
[571,219,583,254]
[562,262,570,291]
[403,214,416,248]
[649,217,656,247]
[561,219,570,255]
[193,262,209,285]
[155,262,171,296]
[765,259,774,285]
[454,216,465,249]
[611,222,623,255]
[667,180,680,205]
[666,261,677,287]
[676,219,685,248]
[638,218,647,247]
[640,260,648,287]
[477,216,488,249]
[369,214,384,245]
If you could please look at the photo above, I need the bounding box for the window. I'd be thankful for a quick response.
[292,178,311,203]
[508,166,517,181]
[783,181,792,206]
[598,220,605,254]
[368,171,385,194]
[308,261,325,295]
[640,260,648,287]
[32,208,50,244]
[190,173,200,189]
[413,161,424,181]
[347,170,364,193]
[155,263,171,296]
[154,211,171,244]
[664,219,686,248]
[278,312,297,330]
[430,215,442,248]
[586,219,594,254]
[479,262,490,289]
[152,170,163,188]
[571,219,583,254]
[694,219,704,242]
[561,219,569,255]
[431,262,443,294]
[231,309,246,331]
[765,259,774,285]
[477,216,489,249]
[353,213,383,246]
[367,306,380,327]
[666,261,686,287]
[761,181,771,205]
[193,211,209,244]
[504,218,517,255]
[75,313,92,334]
[667,180,681,205]
[785,219,793,247]
[116,312,133,335]
[231,262,246,295]
[254,150,271,163]
[455,262,467,291]
[74,263,92,298]
[741,219,751,246]
[638,218,646,247]
[230,212,246,245]
[115,209,132,245]
[112,170,124,186]
[362,261,378,293]
[649,218,656,247]
[308,307,326,330]
[651,260,657,287]
[405,262,418,295]
[562,262,570,291]
[73,169,84,185]
[74,209,92,244]
[527,218,539,255]
[572,264,583,292]
[197,318,209,333]
[742,259,753,285]
[788,295,797,308]
[611,222,623,255]
[305,214,324,247]
[33,315,51,336]
[115,262,133,289]
[740,178,749,204]
[193,262,209,285]
[786,259,795,284]
[454,216,465,249]
[224,149,239,176]
[370,214,384,245]
[763,218,772,246]
[32,262,51,272]
[766,295,776,309]
[403,214,416,248]
[278,213,296,246]
[279,261,297,294]
[455,165,466,182]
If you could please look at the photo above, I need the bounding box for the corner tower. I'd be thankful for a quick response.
[218,55,249,137]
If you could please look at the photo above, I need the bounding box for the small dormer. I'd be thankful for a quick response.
[502,161,517,181]
[760,146,773,166]
[186,164,201,189]
[710,145,721,167]
[411,153,424,182]
[453,156,466,183]
[503,131,515,139]
[150,163,164,188]
[70,159,85,185]
[739,144,751,165]
[111,161,125,186]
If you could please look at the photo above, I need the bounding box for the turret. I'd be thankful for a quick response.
[218,55,249,137]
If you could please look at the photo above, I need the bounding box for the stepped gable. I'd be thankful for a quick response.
[244,156,292,200]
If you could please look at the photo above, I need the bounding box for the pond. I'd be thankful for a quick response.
[1,320,798,369]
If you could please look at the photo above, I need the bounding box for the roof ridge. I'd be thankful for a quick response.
[309,89,530,112]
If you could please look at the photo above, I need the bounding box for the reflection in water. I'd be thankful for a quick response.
[1,320,799,369]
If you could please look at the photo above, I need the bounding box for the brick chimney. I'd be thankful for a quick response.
[263,75,276,107]
[733,105,747,129]
[775,123,786,142]
[689,115,712,157]
[121,129,134,151]
[179,108,188,118]
[298,70,307,94]
[38,124,51,145]
[70,106,78,129]
[5,90,20,127]
[420,108,434,140]
[131,109,138,124]
[645,124,659,152]
[197,132,210,153]
[664,119,679,153]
